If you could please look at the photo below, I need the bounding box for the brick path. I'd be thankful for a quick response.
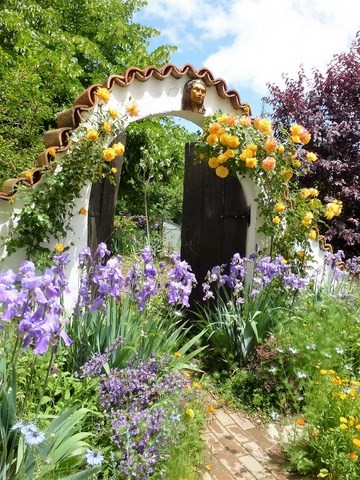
[199,404,303,480]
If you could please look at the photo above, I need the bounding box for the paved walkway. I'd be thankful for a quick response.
[199,400,303,480]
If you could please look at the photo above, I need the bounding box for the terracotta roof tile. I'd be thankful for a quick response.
[1,63,251,199]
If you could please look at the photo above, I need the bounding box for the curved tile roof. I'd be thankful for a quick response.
[0,63,251,200]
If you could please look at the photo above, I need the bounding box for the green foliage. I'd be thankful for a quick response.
[5,103,129,260]
[0,0,175,185]
[118,117,196,224]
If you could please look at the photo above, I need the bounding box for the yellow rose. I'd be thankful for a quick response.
[96,87,110,103]
[275,202,286,213]
[217,153,227,164]
[306,152,317,162]
[216,165,229,178]
[86,129,99,141]
[103,122,112,132]
[227,135,240,148]
[208,157,219,169]
[48,147,57,156]
[206,134,218,146]
[264,138,278,153]
[272,216,281,224]
[301,212,314,226]
[103,147,116,162]
[126,102,139,117]
[219,133,230,146]
[309,229,317,240]
[79,207,87,216]
[245,157,257,168]
[113,142,125,156]
[109,108,119,119]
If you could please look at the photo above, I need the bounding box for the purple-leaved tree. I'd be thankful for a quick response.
[264,31,360,256]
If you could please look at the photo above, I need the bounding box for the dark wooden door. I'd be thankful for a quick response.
[181,142,249,302]
[88,133,126,254]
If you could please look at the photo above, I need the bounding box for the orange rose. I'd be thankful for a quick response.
[262,157,276,172]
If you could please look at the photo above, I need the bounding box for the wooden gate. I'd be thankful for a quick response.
[181,143,249,302]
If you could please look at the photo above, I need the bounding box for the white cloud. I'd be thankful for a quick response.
[141,0,360,95]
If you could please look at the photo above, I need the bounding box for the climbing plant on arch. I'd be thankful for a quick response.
[194,111,343,262]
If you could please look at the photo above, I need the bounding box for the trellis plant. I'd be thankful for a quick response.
[5,88,138,262]
[194,112,343,261]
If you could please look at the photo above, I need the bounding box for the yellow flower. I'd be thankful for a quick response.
[103,122,112,132]
[109,108,119,119]
[216,165,229,178]
[309,229,317,240]
[300,188,310,199]
[340,423,348,429]
[185,408,195,419]
[278,143,285,154]
[111,167,117,174]
[48,147,57,156]
[293,159,302,168]
[245,157,257,168]
[217,153,227,164]
[254,117,273,135]
[350,452,358,461]
[306,152,317,162]
[275,202,286,213]
[282,169,293,182]
[353,438,360,448]
[217,114,228,124]
[206,134,218,146]
[301,212,313,226]
[126,102,139,117]
[219,133,231,146]
[192,382,202,389]
[296,418,306,426]
[79,207,87,216]
[208,157,219,169]
[86,129,99,141]
[54,243,64,253]
[113,142,125,156]
[239,115,251,127]
[272,216,281,224]
[174,352,182,358]
[225,149,235,159]
[103,147,116,162]
[207,406,215,414]
[24,171,33,180]
[325,201,342,220]
[208,122,222,135]
[308,188,319,197]
[227,135,240,148]
[264,138,278,153]
[96,87,110,103]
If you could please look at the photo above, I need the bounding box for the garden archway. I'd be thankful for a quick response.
[0,64,261,310]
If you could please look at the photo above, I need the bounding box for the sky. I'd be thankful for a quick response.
[136,0,359,117]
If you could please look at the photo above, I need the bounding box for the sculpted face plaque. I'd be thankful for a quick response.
[182,79,207,113]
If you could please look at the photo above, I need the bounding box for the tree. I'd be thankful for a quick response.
[264,32,360,256]
[0,0,175,184]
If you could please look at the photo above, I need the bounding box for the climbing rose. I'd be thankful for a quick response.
[113,142,125,156]
[262,157,276,171]
[216,166,229,178]
[103,148,116,162]
[96,87,110,103]
[86,129,98,141]
[126,102,139,116]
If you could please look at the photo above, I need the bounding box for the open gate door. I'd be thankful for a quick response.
[88,133,126,254]
[181,142,249,303]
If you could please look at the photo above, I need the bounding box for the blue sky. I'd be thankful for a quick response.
[136,0,359,117]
